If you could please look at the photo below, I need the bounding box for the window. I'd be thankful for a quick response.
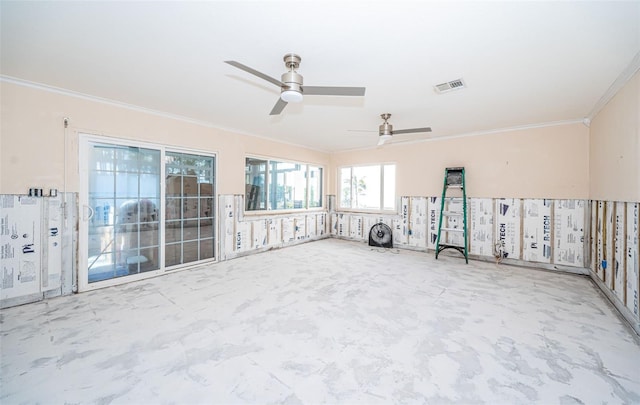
[340,163,396,211]
[245,157,323,211]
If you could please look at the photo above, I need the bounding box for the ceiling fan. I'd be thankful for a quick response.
[369,113,432,145]
[225,53,366,115]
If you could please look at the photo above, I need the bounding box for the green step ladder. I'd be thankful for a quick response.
[435,167,468,263]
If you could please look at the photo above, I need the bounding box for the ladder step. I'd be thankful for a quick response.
[441,227,464,232]
[442,211,463,216]
[446,185,463,189]
[439,243,464,249]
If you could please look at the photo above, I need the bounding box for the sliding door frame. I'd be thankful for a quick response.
[78,133,218,292]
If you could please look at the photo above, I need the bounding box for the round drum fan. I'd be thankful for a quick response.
[369,222,393,248]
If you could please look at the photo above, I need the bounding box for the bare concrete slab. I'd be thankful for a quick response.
[2,239,639,404]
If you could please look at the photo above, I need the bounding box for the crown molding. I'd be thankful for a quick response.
[0,75,331,154]
[587,50,640,121]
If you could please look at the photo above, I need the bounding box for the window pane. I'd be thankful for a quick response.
[308,166,323,208]
[246,158,267,210]
[293,164,307,209]
[340,167,352,208]
[269,161,306,210]
[383,164,396,210]
[339,164,396,211]
[353,165,380,209]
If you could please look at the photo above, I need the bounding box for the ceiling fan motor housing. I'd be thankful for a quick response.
[379,121,393,136]
[281,71,303,93]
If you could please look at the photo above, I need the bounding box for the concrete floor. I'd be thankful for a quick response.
[1,238,639,404]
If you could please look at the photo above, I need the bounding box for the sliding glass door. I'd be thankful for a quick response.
[79,136,216,291]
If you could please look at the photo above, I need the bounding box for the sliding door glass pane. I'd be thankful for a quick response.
[87,144,160,283]
[165,152,215,266]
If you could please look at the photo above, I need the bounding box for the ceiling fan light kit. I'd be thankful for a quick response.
[281,89,303,103]
[377,134,392,146]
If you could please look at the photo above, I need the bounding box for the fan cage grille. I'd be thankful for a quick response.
[369,223,393,248]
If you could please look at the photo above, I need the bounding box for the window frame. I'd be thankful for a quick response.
[245,155,324,214]
[338,162,397,213]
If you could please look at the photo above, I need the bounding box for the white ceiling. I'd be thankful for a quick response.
[2,1,639,152]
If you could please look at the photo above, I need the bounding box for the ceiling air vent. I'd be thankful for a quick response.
[434,78,466,94]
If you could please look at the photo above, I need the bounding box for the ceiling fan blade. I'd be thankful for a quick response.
[269,98,288,115]
[392,127,432,135]
[224,61,284,87]
[303,86,366,96]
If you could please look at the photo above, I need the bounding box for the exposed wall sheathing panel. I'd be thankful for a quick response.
[605,201,615,288]
[349,216,363,240]
[1,196,42,300]
[469,198,493,257]
[391,197,409,245]
[495,198,521,260]
[427,197,441,249]
[307,215,317,238]
[626,202,639,317]
[596,201,605,280]
[553,200,585,267]
[394,197,410,246]
[282,218,294,243]
[235,221,250,252]
[613,202,626,302]
[42,196,63,291]
[590,200,598,275]
[268,218,281,246]
[221,195,236,258]
[522,199,552,263]
[251,219,268,249]
[317,213,326,236]
[294,216,307,241]
[408,197,427,248]
[333,213,348,237]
